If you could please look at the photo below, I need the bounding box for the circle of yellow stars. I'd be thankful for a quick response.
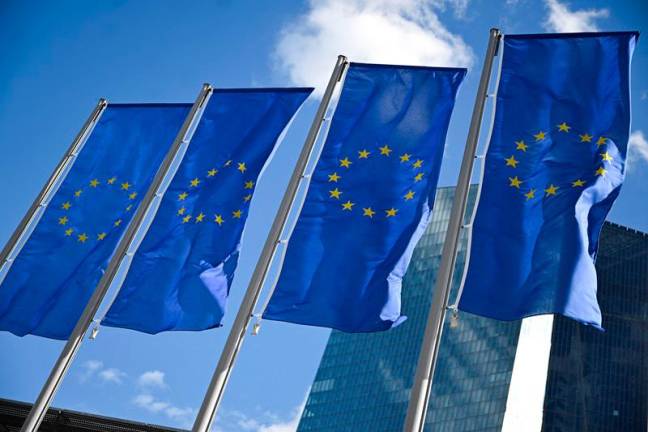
[327,145,425,219]
[504,122,613,201]
[174,160,254,226]
[59,176,137,244]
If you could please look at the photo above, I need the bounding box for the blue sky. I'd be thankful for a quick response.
[0,1,646,431]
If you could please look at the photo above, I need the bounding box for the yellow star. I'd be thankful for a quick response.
[61,201,71,210]
[114,219,122,227]
[177,207,186,215]
[413,159,423,169]
[182,215,192,223]
[358,149,370,159]
[74,190,82,197]
[572,179,586,187]
[329,188,342,199]
[107,177,117,185]
[214,214,224,226]
[178,192,188,201]
[244,180,255,189]
[207,168,218,177]
[404,190,415,201]
[557,122,571,132]
[524,189,536,200]
[77,233,88,243]
[385,208,398,217]
[190,178,200,187]
[379,145,392,156]
[121,182,131,190]
[596,137,607,147]
[232,209,242,219]
[579,133,593,143]
[64,228,74,236]
[328,172,341,182]
[97,232,107,241]
[243,194,252,202]
[534,131,546,141]
[515,140,528,152]
[58,216,68,225]
[400,153,411,163]
[341,200,354,211]
[89,179,100,188]
[340,157,352,168]
[505,155,519,168]
[129,192,137,200]
[362,207,375,218]
[595,167,606,176]
[195,212,205,223]
[237,162,247,173]
[600,151,613,162]
[414,173,424,182]
[544,184,559,196]
[509,176,523,188]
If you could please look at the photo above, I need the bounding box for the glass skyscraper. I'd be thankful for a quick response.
[297,186,647,432]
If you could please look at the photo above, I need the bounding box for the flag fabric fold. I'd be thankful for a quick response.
[263,63,466,333]
[102,88,312,334]
[459,32,638,330]
[0,104,191,339]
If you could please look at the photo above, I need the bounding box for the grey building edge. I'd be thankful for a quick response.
[297,185,648,432]
[0,398,183,432]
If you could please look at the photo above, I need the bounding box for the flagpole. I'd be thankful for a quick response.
[191,55,348,432]
[0,99,107,276]
[20,84,214,432]
[403,28,501,432]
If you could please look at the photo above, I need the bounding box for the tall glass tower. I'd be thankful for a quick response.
[297,186,647,432]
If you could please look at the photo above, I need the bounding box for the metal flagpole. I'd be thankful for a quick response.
[403,28,501,432]
[191,55,348,432]
[20,84,214,432]
[0,99,107,275]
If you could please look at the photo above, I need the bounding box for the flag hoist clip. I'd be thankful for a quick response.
[89,319,101,340]
[251,313,262,336]
[447,306,460,329]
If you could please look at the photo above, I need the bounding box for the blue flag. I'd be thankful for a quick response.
[459,32,638,330]
[102,88,312,334]
[0,104,191,339]
[263,63,466,332]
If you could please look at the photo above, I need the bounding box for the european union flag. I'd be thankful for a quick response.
[0,104,191,339]
[459,32,638,330]
[102,88,312,333]
[263,63,466,332]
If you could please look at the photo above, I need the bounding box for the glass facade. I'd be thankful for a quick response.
[297,186,521,432]
[542,223,648,432]
[298,186,647,432]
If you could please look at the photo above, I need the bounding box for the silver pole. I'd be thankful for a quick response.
[0,99,107,272]
[403,28,501,432]
[191,55,348,432]
[20,84,214,432]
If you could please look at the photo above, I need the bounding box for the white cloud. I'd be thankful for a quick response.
[543,0,609,33]
[133,394,169,413]
[98,368,126,384]
[274,0,473,96]
[83,359,104,371]
[628,130,648,171]
[137,370,167,389]
[214,391,309,432]
[132,393,194,427]
[79,360,103,383]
